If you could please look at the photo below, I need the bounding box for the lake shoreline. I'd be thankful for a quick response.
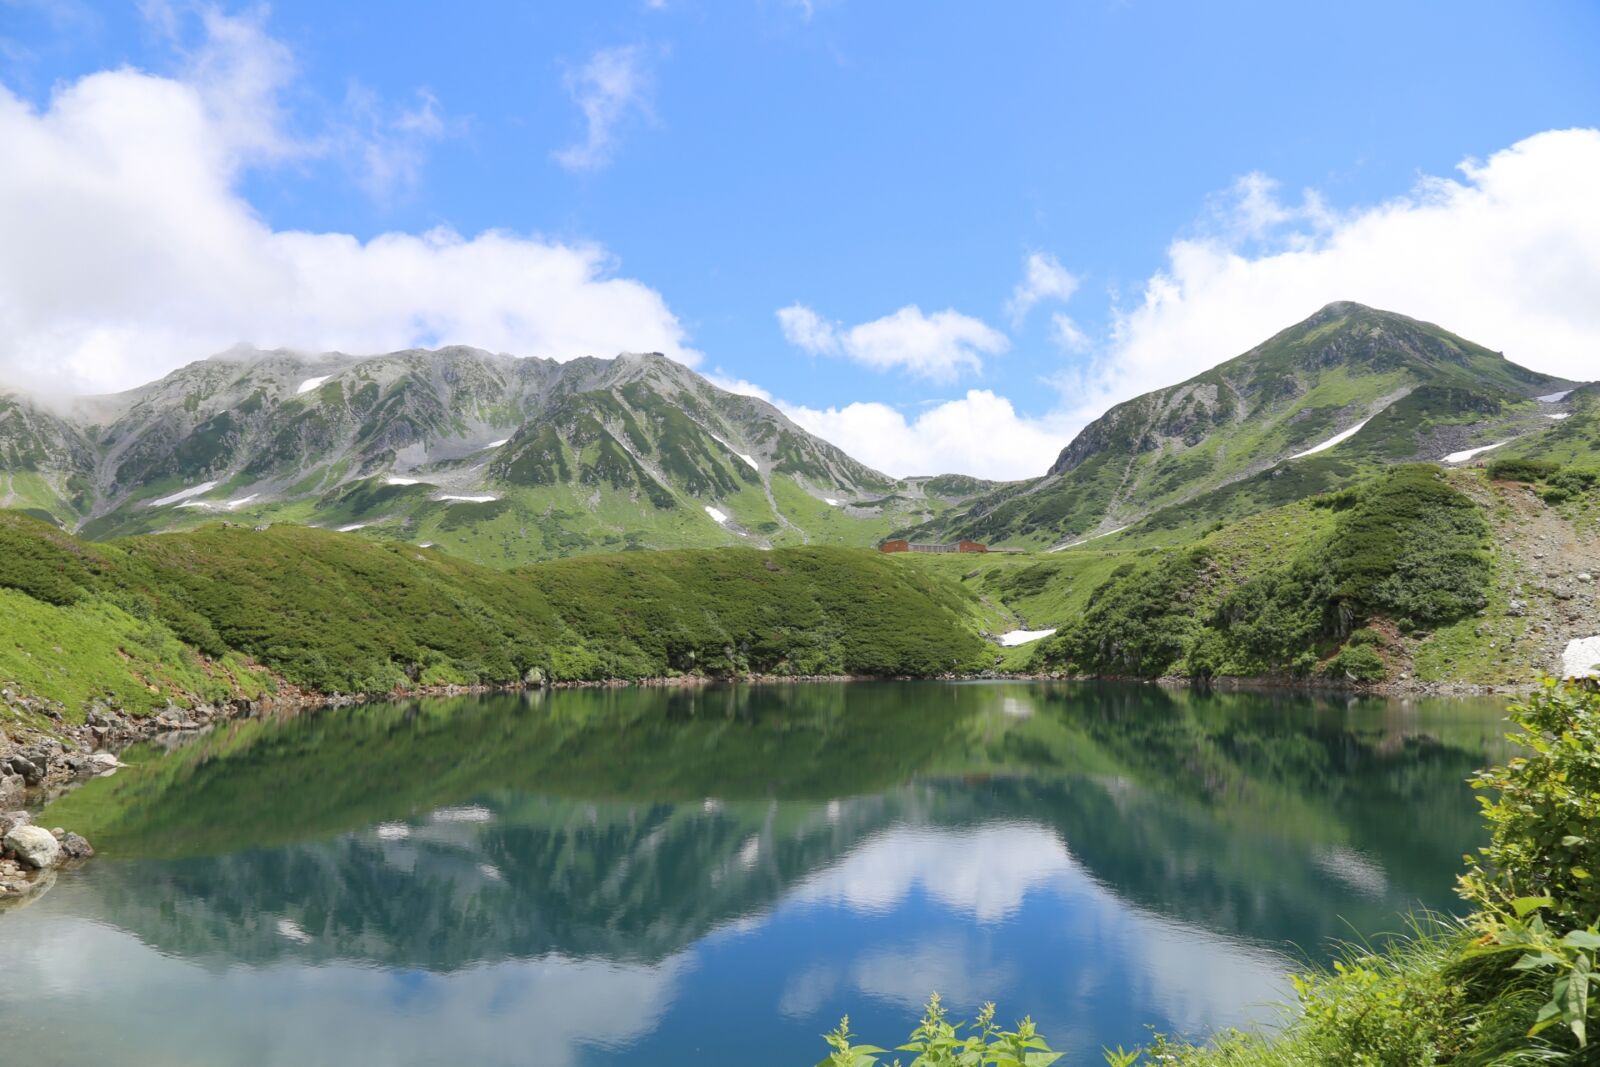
[6,665,1527,800]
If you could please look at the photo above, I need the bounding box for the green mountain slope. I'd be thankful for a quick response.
[0,348,991,563]
[901,302,1581,548]
[0,510,989,718]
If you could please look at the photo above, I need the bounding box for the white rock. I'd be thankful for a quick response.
[1563,636,1600,679]
[88,752,122,774]
[4,824,62,869]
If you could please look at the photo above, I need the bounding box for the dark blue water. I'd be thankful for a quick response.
[0,682,1506,1065]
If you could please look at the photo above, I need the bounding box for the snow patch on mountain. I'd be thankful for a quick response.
[1288,419,1371,461]
[149,481,218,507]
[1443,441,1510,464]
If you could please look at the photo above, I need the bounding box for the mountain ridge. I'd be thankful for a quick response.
[0,345,998,562]
[899,301,1587,548]
[2,301,1593,562]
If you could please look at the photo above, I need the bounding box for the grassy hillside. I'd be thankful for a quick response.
[0,511,989,719]
[1024,465,1493,682]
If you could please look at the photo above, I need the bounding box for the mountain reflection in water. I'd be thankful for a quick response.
[0,681,1506,1066]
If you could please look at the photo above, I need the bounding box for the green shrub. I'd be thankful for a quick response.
[1487,457,1561,483]
[1345,627,1384,647]
[1318,465,1489,628]
[1550,468,1600,494]
[1322,645,1386,682]
[1046,549,1212,677]
[0,513,991,707]
[1464,682,1600,932]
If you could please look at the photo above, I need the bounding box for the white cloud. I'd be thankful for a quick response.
[782,390,1070,480]
[704,370,773,401]
[1082,129,1600,423]
[0,23,695,394]
[338,85,454,204]
[554,45,653,172]
[0,914,686,1067]
[155,2,303,165]
[777,303,1009,382]
[1005,251,1079,326]
[775,304,839,354]
[1049,312,1091,354]
[791,823,1077,923]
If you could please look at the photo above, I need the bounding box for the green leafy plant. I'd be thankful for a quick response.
[1462,681,1600,932]
[818,995,1071,1067]
[1466,896,1600,1047]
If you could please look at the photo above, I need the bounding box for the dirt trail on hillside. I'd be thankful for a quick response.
[1461,474,1600,676]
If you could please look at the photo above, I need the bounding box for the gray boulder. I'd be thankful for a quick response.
[60,832,94,859]
[0,811,30,836]
[4,824,62,869]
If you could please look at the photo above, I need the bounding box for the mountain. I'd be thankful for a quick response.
[899,302,1584,548]
[0,348,995,563]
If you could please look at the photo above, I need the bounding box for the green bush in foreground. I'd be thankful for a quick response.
[823,681,1600,1065]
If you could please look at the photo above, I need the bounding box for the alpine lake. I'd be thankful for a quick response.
[0,681,1509,1066]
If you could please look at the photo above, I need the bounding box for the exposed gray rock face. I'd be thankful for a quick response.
[4,824,62,869]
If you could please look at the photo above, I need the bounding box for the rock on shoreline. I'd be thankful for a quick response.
[0,810,93,900]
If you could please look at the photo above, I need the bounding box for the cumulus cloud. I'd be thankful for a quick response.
[554,45,654,172]
[1005,251,1079,326]
[0,18,694,394]
[780,390,1071,480]
[1081,129,1600,422]
[703,370,774,401]
[777,303,1009,382]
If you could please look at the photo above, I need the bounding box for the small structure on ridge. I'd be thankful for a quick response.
[879,539,987,554]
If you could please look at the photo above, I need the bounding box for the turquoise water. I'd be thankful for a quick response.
[0,681,1506,1065]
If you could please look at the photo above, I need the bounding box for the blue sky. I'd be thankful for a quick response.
[2,1,1597,477]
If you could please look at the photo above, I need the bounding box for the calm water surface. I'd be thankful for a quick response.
[0,681,1507,1065]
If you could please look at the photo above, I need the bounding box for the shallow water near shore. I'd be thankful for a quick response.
[0,681,1507,1066]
